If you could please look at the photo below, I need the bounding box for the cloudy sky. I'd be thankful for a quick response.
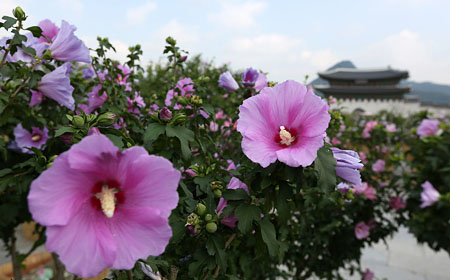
[1,0,450,85]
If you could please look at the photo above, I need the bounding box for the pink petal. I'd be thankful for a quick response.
[28,153,93,226]
[110,206,172,269]
[276,135,324,167]
[45,205,117,278]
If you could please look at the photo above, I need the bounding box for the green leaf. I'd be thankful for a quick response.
[276,184,293,224]
[2,16,17,29]
[259,218,279,257]
[105,134,123,149]
[165,126,195,160]
[25,26,43,38]
[20,45,35,56]
[222,188,250,201]
[143,123,165,142]
[234,204,261,234]
[0,168,12,177]
[314,146,337,192]
[54,126,77,137]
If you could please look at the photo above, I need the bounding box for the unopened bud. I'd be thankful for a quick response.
[179,55,187,62]
[206,222,217,233]
[13,6,26,21]
[205,214,213,222]
[210,181,223,190]
[190,95,202,105]
[185,213,199,226]
[196,203,206,216]
[159,107,172,121]
[96,112,116,126]
[166,36,176,45]
[72,115,85,128]
[213,189,222,198]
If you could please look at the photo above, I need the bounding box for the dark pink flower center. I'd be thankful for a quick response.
[90,180,125,216]
[274,126,298,148]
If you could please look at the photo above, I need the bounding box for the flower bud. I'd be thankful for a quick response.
[213,189,222,198]
[205,214,213,222]
[210,181,223,190]
[190,95,202,105]
[72,115,85,128]
[13,6,26,21]
[179,55,187,62]
[166,36,177,45]
[185,213,199,226]
[187,225,200,236]
[159,107,172,121]
[96,112,116,126]
[185,169,196,178]
[196,203,206,216]
[206,222,217,233]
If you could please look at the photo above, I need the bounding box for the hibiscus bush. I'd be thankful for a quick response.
[1,7,449,280]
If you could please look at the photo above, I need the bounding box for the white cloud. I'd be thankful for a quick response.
[223,33,338,82]
[355,29,450,84]
[208,1,267,29]
[57,0,84,14]
[126,1,157,25]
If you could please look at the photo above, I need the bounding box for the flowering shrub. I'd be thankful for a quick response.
[1,7,449,280]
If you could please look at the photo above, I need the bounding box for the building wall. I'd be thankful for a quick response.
[330,98,450,116]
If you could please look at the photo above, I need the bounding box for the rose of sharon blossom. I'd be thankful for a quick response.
[37,63,75,110]
[390,196,406,210]
[49,20,91,63]
[385,123,397,133]
[254,72,268,92]
[241,68,259,87]
[38,19,59,43]
[331,147,363,185]
[420,181,440,208]
[362,120,378,139]
[417,119,439,138]
[83,85,107,114]
[354,182,377,200]
[237,80,330,168]
[218,71,239,91]
[28,135,180,278]
[165,78,195,107]
[362,269,374,280]
[372,159,385,173]
[29,90,43,107]
[355,221,374,240]
[14,123,49,154]
[216,178,249,228]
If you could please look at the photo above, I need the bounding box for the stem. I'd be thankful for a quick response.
[52,253,65,280]
[169,266,179,280]
[212,233,236,278]
[11,236,22,280]
[127,270,133,280]
[0,21,23,68]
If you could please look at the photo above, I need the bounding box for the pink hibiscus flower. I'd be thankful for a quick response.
[28,134,180,278]
[237,80,330,167]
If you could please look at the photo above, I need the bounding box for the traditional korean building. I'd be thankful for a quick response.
[313,67,419,114]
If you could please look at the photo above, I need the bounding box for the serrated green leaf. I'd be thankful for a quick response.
[165,126,194,160]
[222,188,250,201]
[25,26,42,38]
[2,16,17,29]
[54,126,77,137]
[143,123,165,142]
[234,204,261,234]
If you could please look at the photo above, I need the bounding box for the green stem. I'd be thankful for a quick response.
[11,236,22,280]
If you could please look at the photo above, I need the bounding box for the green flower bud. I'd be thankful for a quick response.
[42,49,52,60]
[72,115,85,128]
[96,112,116,126]
[190,95,202,105]
[214,189,222,198]
[196,203,206,216]
[205,214,213,222]
[166,36,177,45]
[206,222,217,233]
[210,181,223,190]
[13,6,26,21]
[345,191,355,201]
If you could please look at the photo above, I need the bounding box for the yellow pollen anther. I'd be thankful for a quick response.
[31,135,41,142]
[279,126,294,146]
[99,186,116,218]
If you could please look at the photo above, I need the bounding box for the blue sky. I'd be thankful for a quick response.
[1,0,450,84]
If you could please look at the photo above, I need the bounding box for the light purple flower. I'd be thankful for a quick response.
[362,269,374,280]
[216,177,249,228]
[354,221,371,240]
[29,90,43,107]
[385,123,397,133]
[86,85,107,114]
[336,182,350,194]
[199,109,209,119]
[165,78,195,106]
[372,159,385,173]
[331,147,364,185]
[241,68,259,87]
[49,20,91,63]
[254,72,268,92]
[38,63,75,110]
[354,182,377,200]
[82,67,95,80]
[38,19,59,43]
[28,134,180,278]
[13,123,49,154]
[218,71,239,91]
[417,119,439,138]
[420,181,440,208]
[237,80,330,168]
[127,92,146,114]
